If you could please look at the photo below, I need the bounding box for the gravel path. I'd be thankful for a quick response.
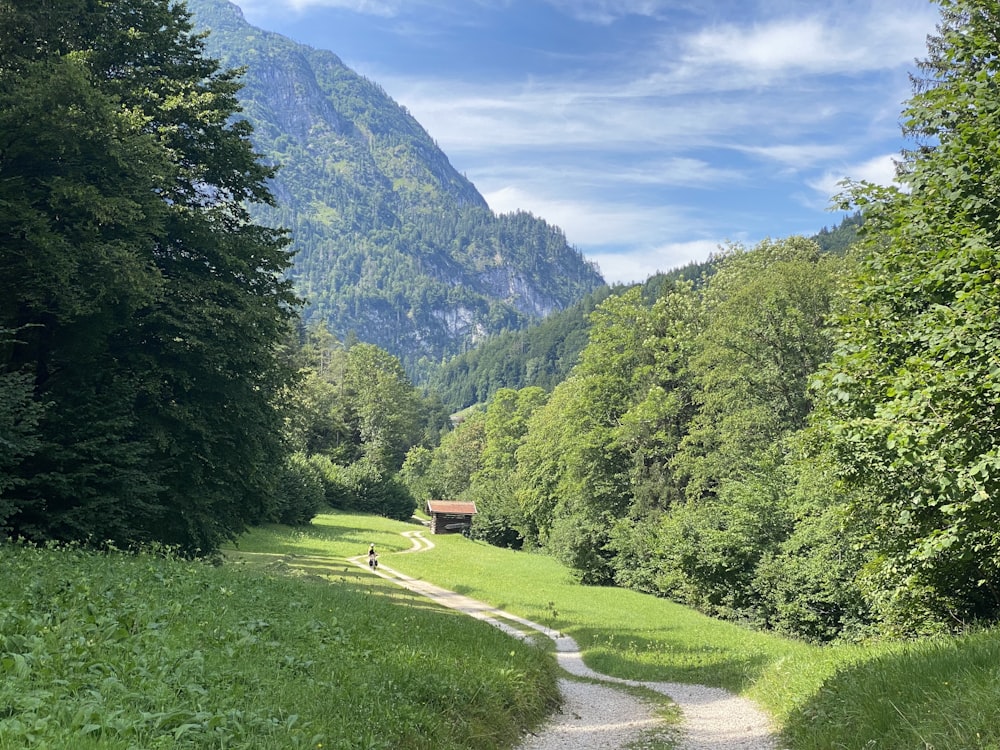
[351,531,782,750]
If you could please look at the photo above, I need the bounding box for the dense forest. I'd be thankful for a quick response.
[4,0,1000,649]
[0,0,444,553]
[400,0,1000,640]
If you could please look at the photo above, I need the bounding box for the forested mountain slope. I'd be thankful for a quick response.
[185,0,605,372]
[426,217,857,411]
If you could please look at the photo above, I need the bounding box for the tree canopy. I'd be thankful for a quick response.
[0,0,298,552]
[821,0,1000,630]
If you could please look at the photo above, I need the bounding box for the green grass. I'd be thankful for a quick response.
[371,523,1000,750]
[227,513,419,558]
[14,510,998,749]
[781,632,1000,749]
[0,531,558,750]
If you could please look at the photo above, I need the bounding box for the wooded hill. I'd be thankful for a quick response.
[427,215,859,412]
[185,0,605,375]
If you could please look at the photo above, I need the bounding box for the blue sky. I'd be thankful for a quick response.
[232,0,940,284]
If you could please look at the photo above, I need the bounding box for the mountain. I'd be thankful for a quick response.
[183,0,606,373]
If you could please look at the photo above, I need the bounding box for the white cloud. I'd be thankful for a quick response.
[385,75,797,155]
[541,0,675,25]
[483,185,689,248]
[808,153,900,201]
[678,7,934,82]
[590,239,723,285]
[238,0,399,16]
[471,157,741,192]
[738,143,850,169]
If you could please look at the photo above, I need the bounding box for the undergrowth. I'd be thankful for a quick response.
[0,538,557,749]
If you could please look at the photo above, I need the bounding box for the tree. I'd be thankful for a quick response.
[672,238,839,502]
[0,329,43,526]
[0,0,298,552]
[466,388,546,547]
[342,343,423,471]
[823,0,1000,630]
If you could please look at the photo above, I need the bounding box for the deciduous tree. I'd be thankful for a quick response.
[0,0,297,551]
[825,0,1000,630]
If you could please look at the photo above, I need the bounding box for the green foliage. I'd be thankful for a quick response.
[339,460,416,521]
[749,431,873,641]
[0,535,557,750]
[427,235,865,640]
[0,0,298,553]
[343,343,425,471]
[497,238,844,604]
[654,472,792,619]
[672,238,839,502]
[822,0,1000,631]
[811,212,863,255]
[269,453,325,526]
[0,330,42,519]
[280,328,440,525]
[463,388,547,548]
[304,454,354,509]
[425,261,724,412]
[403,410,486,503]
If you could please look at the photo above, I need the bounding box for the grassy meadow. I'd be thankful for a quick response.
[352,519,1000,750]
[0,525,558,750]
[5,510,999,749]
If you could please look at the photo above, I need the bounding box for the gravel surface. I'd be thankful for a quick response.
[355,531,782,750]
[517,678,664,750]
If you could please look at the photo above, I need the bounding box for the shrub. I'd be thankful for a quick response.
[271,453,325,525]
[339,460,416,521]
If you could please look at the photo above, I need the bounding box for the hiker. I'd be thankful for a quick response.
[368,544,378,569]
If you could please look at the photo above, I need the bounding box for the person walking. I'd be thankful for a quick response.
[368,543,378,569]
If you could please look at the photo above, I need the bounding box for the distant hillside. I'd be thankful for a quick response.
[185,0,605,372]
[813,212,863,255]
[427,259,714,410]
[427,216,862,411]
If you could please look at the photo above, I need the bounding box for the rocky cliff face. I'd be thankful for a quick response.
[185,0,605,374]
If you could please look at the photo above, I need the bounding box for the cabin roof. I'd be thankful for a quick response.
[426,500,478,515]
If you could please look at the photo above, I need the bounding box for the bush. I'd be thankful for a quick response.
[339,459,416,521]
[466,481,524,549]
[306,453,354,509]
[753,503,872,641]
[271,453,325,525]
[546,513,614,585]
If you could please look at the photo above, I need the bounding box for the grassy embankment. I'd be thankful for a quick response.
[333,514,1000,750]
[0,518,558,750]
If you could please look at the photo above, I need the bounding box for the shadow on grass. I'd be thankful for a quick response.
[225,549,471,621]
[571,627,774,693]
[780,631,1000,750]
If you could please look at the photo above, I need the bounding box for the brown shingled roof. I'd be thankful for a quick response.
[426,500,478,515]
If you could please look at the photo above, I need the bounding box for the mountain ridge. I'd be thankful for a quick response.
[185,0,606,372]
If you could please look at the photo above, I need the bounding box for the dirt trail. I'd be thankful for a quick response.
[350,530,782,750]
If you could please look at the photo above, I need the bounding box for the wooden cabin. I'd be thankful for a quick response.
[426,500,478,534]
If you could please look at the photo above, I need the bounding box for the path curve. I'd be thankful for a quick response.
[350,531,781,750]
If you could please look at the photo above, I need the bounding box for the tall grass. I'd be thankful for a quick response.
[0,535,558,750]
